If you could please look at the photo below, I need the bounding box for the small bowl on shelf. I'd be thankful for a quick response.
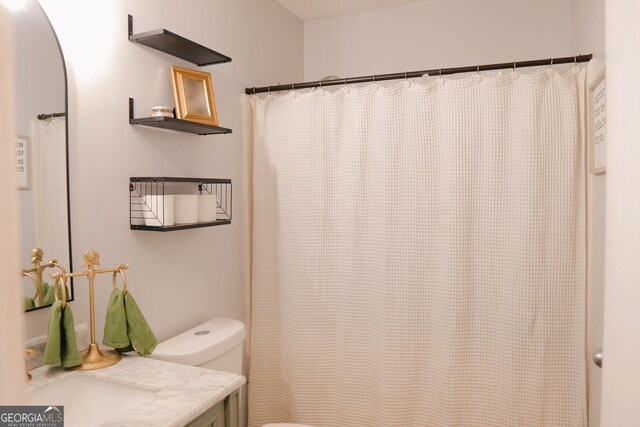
[151,106,174,118]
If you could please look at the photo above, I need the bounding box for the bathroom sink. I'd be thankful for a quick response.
[28,375,159,427]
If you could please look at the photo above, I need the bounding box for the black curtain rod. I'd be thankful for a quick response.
[245,54,593,95]
[37,112,66,120]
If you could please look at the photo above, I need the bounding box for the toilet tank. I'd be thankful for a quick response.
[151,318,246,374]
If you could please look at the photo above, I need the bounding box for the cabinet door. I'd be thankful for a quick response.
[224,391,239,427]
[187,399,225,427]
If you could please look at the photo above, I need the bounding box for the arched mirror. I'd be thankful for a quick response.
[14,0,73,311]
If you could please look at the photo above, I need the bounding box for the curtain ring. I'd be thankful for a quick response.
[344,78,348,86]
[476,65,480,74]
[268,86,271,94]
[574,56,578,66]
[439,69,442,77]
[291,83,295,90]
[404,71,408,80]
[319,80,322,87]
[372,75,376,82]
[549,57,554,67]
[513,61,517,70]
[252,87,256,95]
[112,266,128,295]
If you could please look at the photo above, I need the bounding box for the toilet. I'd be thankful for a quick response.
[151,317,314,427]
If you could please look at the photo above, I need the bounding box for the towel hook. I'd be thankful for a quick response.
[112,265,129,295]
[54,274,67,309]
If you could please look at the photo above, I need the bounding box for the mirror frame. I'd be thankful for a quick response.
[24,0,74,312]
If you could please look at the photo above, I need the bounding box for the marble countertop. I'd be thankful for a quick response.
[26,354,245,427]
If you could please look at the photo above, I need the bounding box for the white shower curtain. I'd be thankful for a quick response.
[249,70,586,427]
[31,118,70,271]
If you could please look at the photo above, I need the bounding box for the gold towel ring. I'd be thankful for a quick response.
[112,265,128,295]
[22,273,39,300]
[54,274,67,309]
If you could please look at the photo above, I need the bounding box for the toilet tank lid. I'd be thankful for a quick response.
[153,318,246,367]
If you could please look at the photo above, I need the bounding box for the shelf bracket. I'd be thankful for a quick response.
[128,14,133,38]
[129,98,134,121]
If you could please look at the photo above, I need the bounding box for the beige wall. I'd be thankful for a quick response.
[601,0,640,425]
[304,0,573,81]
[569,0,606,425]
[21,0,303,345]
[0,5,27,404]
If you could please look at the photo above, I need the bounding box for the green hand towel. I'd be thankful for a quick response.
[41,282,70,306]
[24,297,35,310]
[102,288,129,349]
[41,282,55,305]
[103,289,157,357]
[43,301,82,367]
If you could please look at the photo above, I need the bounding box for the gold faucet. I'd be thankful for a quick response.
[24,349,36,381]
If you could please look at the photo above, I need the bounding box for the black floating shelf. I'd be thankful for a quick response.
[131,177,231,184]
[129,98,232,136]
[130,177,232,232]
[131,220,231,232]
[128,15,231,66]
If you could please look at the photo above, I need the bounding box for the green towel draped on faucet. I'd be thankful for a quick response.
[103,289,157,357]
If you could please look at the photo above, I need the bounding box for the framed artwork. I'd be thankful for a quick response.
[15,136,29,190]
[588,70,606,174]
[170,65,218,126]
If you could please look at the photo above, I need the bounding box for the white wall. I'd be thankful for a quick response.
[304,0,573,81]
[569,0,606,425]
[600,0,640,425]
[22,0,303,347]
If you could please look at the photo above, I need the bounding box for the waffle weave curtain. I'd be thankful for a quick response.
[249,69,586,427]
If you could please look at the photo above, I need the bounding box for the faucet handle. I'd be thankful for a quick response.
[24,348,36,381]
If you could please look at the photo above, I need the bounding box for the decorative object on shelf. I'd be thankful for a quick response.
[50,250,141,370]
[170,65,218,126]
[174,195,198,224]
[127,15,231,67]
[151,105,174,117]
[589,70,606,174]
[130,177,232,231]
[129,98,232,136]
[198,194,217,222]
[15,136,29,190]
[143,194,174,227]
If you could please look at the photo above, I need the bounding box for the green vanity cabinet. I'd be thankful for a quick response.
[187,391,239,427]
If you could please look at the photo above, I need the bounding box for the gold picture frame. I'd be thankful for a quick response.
[170,65,218,126]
